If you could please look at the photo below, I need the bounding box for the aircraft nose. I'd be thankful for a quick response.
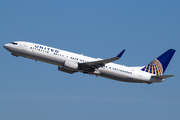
[3,44,10,50]
[3,44,7,48]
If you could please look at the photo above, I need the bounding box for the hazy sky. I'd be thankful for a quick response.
[0,0,180,120]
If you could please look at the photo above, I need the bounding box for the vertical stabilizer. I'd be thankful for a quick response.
[141,49,176,75]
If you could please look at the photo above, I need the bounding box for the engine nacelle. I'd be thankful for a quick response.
[58,61,79,74]
[63,60,79,71]
[58,66,75,74]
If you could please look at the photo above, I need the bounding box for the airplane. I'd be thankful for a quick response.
[3,41,176,84]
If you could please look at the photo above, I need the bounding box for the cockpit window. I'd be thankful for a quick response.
[11,42,18,45]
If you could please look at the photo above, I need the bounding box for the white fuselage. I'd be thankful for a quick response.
[4,41,161,84]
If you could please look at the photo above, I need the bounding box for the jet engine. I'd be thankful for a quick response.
[63,60,79,70]
[58,60,79,74]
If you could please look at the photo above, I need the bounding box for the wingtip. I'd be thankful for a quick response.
[117,49,126,58]
[169,48,176,51]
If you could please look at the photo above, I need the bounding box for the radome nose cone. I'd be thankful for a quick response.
[3,44,10,50]
[3,44,7,49]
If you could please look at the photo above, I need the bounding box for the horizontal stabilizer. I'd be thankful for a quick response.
[151,75,174,79]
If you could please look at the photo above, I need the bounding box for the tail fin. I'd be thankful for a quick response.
[141,49,176,75]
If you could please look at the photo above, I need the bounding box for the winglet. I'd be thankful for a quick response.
[116,49,125,58]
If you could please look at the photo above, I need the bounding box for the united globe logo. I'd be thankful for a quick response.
[142,59,163,75]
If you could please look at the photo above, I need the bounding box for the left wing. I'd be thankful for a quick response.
[79,49,125,72]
